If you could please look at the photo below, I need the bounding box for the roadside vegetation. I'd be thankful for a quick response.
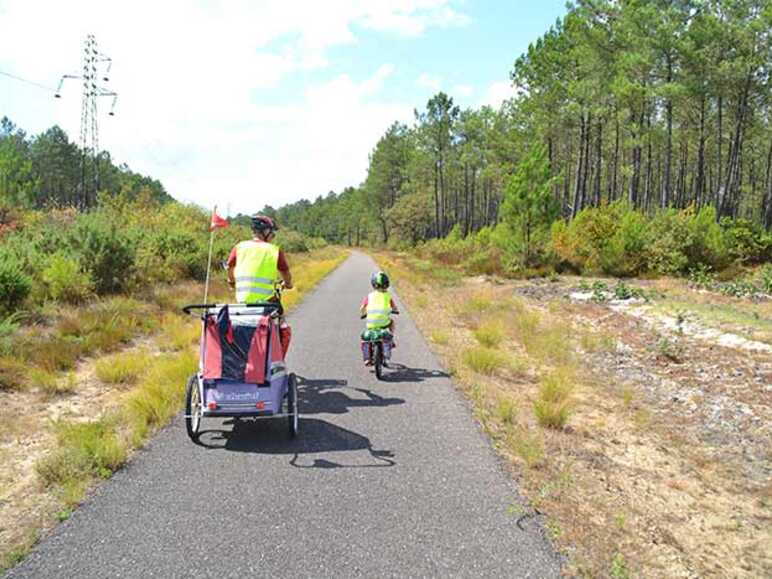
[376,250,770,577]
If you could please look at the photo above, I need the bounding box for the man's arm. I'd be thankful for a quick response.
[280,269,293,289]
[278,250,293,289]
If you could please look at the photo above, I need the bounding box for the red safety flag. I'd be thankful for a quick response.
[210,208,229,230]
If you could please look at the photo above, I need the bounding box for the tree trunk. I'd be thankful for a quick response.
[433,161,441,237]
[572,113,586,218]
[610,114,619,201]
[593,119,602,206]
[721,71,752,218]
[717,95,723,207]
[643,113,653,210]
[763,140,772,229]
[664,53,673,208]
[463,163,470,236]
[696,96,706,206]
[581,112,592,206]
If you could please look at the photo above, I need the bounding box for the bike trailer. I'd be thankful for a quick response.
[182,302,298,441]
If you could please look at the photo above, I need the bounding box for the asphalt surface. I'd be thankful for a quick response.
[8,252,561,578]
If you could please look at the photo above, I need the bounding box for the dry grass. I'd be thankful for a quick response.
[462,346,508,375]
[36,417,127,502]
[474,320,505,348]
[507,427,545,469]
[494,395,517,425]
[26,336,83,373]
[533,369,575,429]
[124,352,197,444]
[27,368,76,396]
[0,356,28,390]
[95,350,152,385]
[159,314,200,352]
[430,330,450,345]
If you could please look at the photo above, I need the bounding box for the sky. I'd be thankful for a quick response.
[0,0,568,214]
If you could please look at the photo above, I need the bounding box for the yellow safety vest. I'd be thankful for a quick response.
[233,240,279,304]
[366,290,392,329]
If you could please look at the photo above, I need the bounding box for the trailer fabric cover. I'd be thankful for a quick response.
[202,317,222,380]
[202,306,275,384]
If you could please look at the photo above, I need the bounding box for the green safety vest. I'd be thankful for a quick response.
[233,240,279,304]
[366,290,392,329]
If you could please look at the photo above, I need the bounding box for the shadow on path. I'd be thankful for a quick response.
[196,417,395,469]
[377,363,449,384]
[296,376,405,414]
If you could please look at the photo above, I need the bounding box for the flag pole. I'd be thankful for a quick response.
[203,206,216,306]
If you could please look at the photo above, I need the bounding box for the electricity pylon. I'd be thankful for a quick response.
[56,34,117,208]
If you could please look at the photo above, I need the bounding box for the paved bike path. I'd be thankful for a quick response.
[8,252,560,578]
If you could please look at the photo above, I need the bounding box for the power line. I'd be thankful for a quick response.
[0,69,55,92]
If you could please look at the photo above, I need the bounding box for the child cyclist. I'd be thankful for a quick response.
[360,271,399,366]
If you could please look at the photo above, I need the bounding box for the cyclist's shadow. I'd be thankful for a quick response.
[296,376,405,415]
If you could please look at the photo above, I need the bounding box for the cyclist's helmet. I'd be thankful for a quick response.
[370,271,390,290]
[251,214,278,235]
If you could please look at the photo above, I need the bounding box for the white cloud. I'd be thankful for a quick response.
[0,0,468,210]
[417,72,442,91]
[453,84,474,98]
[480,80,517,108]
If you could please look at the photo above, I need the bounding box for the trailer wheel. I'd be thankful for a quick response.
[185,374,202,441]
[287,373,299,438]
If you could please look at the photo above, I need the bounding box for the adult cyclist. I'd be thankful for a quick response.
[227,214,293,354]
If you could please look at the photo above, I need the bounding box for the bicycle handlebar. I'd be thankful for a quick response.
[182,302,282,315]
[360,311,399,319]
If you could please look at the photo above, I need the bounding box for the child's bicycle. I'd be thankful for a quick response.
[360,312,398,380]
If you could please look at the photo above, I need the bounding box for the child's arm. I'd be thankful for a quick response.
[390,298,400,314]
[359,296,368,317]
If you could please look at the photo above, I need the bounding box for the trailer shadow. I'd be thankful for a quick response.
[196,417,395,469]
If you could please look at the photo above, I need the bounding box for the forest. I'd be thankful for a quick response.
[268,0,771,275]
[0,116,169,209]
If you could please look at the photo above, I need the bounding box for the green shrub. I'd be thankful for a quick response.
[720,217,772,264]
[67,213,136,294]
[648,206,729,274]
[688,263,716,288]
[759,264,772,294]
[41,253,94,304]
[552,202,650,276]
[0,255,31,315]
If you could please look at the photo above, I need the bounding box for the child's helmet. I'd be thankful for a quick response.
[370,271,390,290]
